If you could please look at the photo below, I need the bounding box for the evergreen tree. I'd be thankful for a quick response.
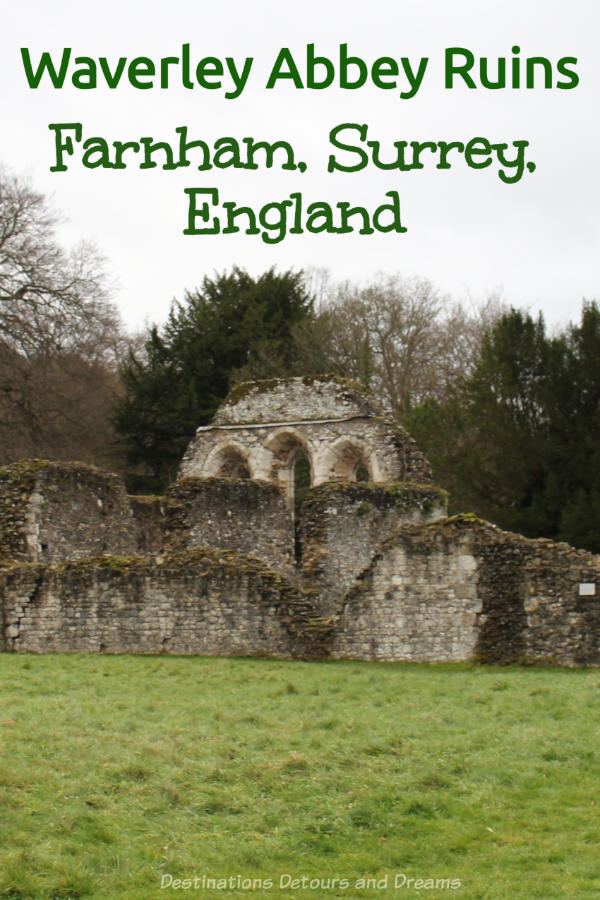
[406,303,600,551]
[113,267,312,488]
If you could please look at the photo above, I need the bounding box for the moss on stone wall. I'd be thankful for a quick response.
[0,461,52,562]
[0,547,334,659]
[222,374,376,411]
[343,515,600,666]
[0,458,51,490]
[2,447,599,665]
[0,460,137,565]
[301,481,447,546]
[163,476,294,574]
[297,481,448,614]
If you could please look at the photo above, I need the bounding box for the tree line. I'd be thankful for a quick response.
[2,169,599,550]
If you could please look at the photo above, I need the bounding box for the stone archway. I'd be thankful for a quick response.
[318,438,375,484]
[262,429,313,509]
[203,443,252,479]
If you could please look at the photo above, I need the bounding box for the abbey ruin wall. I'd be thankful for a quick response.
[163,477,294,575]
[1,513,598,666]
[299,482,448,614]
[179,376,433,490]
[0,460,137,566]
[0,550,327,658]
[0,377,599,666]
[332,517,600,667]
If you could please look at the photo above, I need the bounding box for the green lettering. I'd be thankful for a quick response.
[339,44,367,89]
[139,138,176,169]
[175,126,211,170]
[336,202,374,234]
[222,203,260,235]
[327,123,369,173]
[128,57,155,88]
[373,191,406,233]
[307,44,335,89]
[371,57,399,89]
[160,55,179,88]
[113,140,140,169]
[82,136,111,168]
[400,56,428,99]
[258,200,293,244]
[464,137,493,169]
[243,138,296,170]
[98,56,126,88]
[21,48,71,88]
[48,122,82,171]
[213,138,242,169]
[183,188,220,235]
[225,57,253,99]
[72,57,97,89]
[445,47,476,89]
[195,57,223,89]
[556,56,579,89]
[266,48,304,89]
[306,202,334,233]
[492,140,529,184]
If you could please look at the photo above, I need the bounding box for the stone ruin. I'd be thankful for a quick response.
[1,375,599,665]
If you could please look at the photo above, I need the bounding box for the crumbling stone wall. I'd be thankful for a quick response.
[1,511,599,665]
[0,550,331,658]
[2,374,599,666]
[163,478,294,575]
[129,496,165,555]
[299,482,448,614]
[214,375,380,424]
[332,516,600,666]
[0,460,137,565]
[485,533,600,666]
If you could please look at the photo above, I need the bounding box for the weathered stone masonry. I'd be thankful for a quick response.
[164,477,294,576]
[1,376,599,665]
[179,376,434,502]
[332,516,600,666]
[0,551,329,658]
[298,481,448,615]
[0,459,137,566]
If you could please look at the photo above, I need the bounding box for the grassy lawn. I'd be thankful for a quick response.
[1,655,599,899]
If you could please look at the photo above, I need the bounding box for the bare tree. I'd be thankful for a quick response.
[232,270,504,416]
[289,273,504,414]
[0,170,128,466]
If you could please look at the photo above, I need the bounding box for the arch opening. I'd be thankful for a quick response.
[203,444,252,479]
[322,439,373,483]
[263,430,313,504]
[294,456,312,509]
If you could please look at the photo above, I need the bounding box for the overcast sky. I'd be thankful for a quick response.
[3,0,598,331]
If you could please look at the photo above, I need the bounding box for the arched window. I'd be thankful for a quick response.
[262,429,313,509]
[203,444,252,479]
[227,459,251,479]
[321,439,372,483]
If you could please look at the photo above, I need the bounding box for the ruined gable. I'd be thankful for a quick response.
[179,376,433,503]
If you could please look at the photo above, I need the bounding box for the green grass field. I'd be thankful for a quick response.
[1,655,599,899]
